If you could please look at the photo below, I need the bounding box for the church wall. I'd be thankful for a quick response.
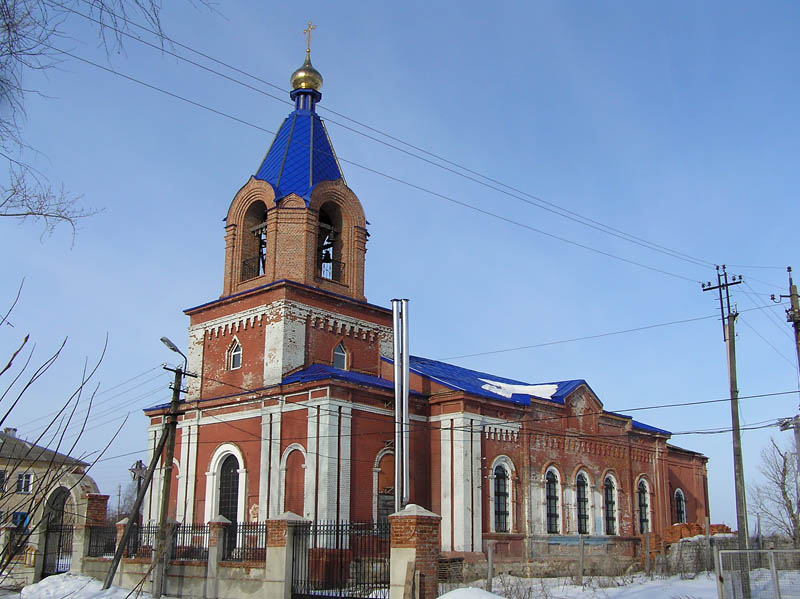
[349,409,393,521]
[191,416,261,522]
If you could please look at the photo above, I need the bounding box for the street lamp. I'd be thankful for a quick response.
[160,336,187,370]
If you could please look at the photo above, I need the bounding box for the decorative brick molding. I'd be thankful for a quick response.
[389,504,441,599]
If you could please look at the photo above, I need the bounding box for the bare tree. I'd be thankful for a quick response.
[750,437,800,548]
[0,0,208,238]
[0,283,122,582]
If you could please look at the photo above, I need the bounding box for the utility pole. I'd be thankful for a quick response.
[702,266,749,549]
[773,267,800,481]
[151,362,185,598]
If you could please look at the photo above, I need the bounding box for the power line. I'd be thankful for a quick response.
[55,0,719,273]
[33,41,705,285]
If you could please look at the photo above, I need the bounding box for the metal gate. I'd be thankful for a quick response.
[291,521,390,599]
[42,523,73,577]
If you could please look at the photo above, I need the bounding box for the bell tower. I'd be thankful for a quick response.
[221,38,368,301]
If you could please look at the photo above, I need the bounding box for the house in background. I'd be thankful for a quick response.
[142,51,709,569]
[0,427,102,586]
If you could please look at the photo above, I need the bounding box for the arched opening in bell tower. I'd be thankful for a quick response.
[240,200,268,282]
[317,202,343,282]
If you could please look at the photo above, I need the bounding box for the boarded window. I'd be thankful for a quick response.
[546,471,559,534]
[604,478,616,535]
[576,474,589,534]
[494,466,509,533]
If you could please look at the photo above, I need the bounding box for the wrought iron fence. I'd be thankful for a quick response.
[126,525,158,559]
[172,524,209,561]
[222,523,268,562]
[291,521,390,599]
[87,526,117,558]
[718,549,800,598]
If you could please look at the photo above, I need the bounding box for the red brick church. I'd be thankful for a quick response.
[143,49,709,560]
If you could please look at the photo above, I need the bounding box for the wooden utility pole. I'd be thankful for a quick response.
[774,267,800,482]
[702,266,749,549]
[152,364,184,598]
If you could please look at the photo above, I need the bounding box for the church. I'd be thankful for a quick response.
[143,44,710,561]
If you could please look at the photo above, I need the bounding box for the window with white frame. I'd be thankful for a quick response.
[494,465,510,533]
[576,473,589,534]
[638,479,650,533]
[229,339,242,370]
[16,473,31,494]
[604,475,617,535]
[333,343,347,370]
[675,488,687,524]
[546,469,560,534]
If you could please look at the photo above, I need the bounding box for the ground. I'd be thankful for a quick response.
[17,572,726,599]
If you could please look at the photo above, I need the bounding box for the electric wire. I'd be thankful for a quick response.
[30,40,706,284]
[54,0,719,272]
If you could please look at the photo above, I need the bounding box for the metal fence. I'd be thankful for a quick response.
[291,521,390,599]
[87,526,117,558]
[127,525,158,559]
[172,524,209,562]
[222,523,268,562]
[717,549,800,598]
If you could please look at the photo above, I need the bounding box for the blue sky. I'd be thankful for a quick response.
[1,1,798,529]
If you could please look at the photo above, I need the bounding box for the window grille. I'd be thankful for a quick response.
[675,489,686,524]
[219,455,239,522]
[494,466,509,533]
[638,480,649,533]
[576,474,589,534]
[604,478,616,535]
[546,471,559,534]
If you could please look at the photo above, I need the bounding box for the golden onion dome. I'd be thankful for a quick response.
[290,54,323,91]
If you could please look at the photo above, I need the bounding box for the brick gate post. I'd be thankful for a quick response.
[265,512,306,599]
[389,504,441,599]
[205,515,230,599]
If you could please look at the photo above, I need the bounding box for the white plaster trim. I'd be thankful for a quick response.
[574,469,593,535]
[372,448,394,522]
[279,443,308,517]
[204,443,247,524]
[488,455,515,534]
[603,474,620,535]
[543,467,563,534]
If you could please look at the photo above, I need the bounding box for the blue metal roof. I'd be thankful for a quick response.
[282,363,416,393]
[254,108,343,202]
[631,420,671,436]
[390,355,588,407]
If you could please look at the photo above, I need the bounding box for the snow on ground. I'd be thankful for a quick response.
[440,572,720,598]
[21,574,151,599]
[21,572,724,599]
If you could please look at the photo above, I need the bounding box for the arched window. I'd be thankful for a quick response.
[675,489,686,524]
[494,465,509,533]
[229,339,242,370]
[638,479,650,533]
[576,473,589,535]
[219,455,240,523]
[604,476,617,535]
[241,201,268,281]
[546,470,560,534]
[333,343,347,370]
[317,202,343,281]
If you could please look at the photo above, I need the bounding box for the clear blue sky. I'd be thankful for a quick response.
[1,0,798,528]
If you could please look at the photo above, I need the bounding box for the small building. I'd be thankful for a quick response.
[143,51,709,569]
[0,427,103,586]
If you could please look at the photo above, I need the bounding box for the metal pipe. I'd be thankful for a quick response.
[401,299,410,507]
[391,300,402,513]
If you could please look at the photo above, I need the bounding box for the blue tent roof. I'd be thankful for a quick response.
[254,109,343,202]
[281,363,423,394]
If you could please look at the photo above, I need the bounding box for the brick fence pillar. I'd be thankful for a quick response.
[205,515,231,599]
[264,512,306,599]
[389,504,441,599]
[72,493,110,575]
